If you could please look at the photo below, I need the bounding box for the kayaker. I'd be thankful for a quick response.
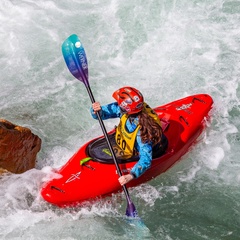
[91,86,168,186]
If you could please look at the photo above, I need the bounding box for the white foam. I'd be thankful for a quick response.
[179,164,202,182]
[1,0,240,238]
[205,147,225,170]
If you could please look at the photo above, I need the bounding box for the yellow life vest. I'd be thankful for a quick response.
[143,103,161,127]
[115,102,161,159]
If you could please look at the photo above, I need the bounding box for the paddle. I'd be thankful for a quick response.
[61,34,138,218]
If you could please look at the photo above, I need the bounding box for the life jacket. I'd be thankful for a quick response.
[115,103,161,158]
[143,103,161,127]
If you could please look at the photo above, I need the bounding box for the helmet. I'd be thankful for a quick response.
[112,86,144,114]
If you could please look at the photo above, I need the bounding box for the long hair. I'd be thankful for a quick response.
[137,110,163,146]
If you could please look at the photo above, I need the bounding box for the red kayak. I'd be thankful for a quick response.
[41,94,213,207]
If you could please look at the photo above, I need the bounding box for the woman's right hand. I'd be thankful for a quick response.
[118,174,134,186]
[92,102,101,114]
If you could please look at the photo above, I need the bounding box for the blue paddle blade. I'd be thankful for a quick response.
[126,202,148,229]
[126,201,138,218]
[62,34,89,86]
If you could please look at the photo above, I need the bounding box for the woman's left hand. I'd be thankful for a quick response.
[92,102,101,114]
[118,174,134,186]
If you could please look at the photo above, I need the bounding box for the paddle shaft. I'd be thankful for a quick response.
[84,84,133,204]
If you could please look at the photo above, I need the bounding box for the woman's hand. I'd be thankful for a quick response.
[118,174,134,186]
[92,102,101,114]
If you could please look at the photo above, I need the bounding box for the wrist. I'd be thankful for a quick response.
[130,172,136,179]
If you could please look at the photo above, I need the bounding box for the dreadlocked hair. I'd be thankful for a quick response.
[138,110,163,146]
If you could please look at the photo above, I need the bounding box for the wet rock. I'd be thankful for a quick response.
[0,119,41,174]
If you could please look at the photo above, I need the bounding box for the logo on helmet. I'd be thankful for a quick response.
[120,101,127,108]
[133,95,140,102]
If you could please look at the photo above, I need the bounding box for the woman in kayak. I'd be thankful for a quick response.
[91,86,168,186]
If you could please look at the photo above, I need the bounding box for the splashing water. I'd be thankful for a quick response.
[1,0,240,239]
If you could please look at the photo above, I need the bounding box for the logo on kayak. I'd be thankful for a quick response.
[102,148,112,156]
[176,103,192,111]
[65,171,81,183]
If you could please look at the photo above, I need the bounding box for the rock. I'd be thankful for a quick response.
[0,119,41,174]
[0,168,10,175]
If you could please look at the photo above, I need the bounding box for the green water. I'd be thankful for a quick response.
[0,0,240,239]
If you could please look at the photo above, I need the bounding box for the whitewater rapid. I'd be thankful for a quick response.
[0,0,240,239]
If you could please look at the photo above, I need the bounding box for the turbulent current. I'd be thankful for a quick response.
[0,0,240,239]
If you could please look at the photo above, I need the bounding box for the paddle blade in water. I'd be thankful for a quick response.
[126,201,138,218]
[62,34,89,86]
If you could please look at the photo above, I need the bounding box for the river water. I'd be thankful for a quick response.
[0,0,240,239]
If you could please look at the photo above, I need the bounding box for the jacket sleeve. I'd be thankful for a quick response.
[130,134,153,178]
[90,102,121,120]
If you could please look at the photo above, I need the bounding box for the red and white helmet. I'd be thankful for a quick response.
[112,86,144,114]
